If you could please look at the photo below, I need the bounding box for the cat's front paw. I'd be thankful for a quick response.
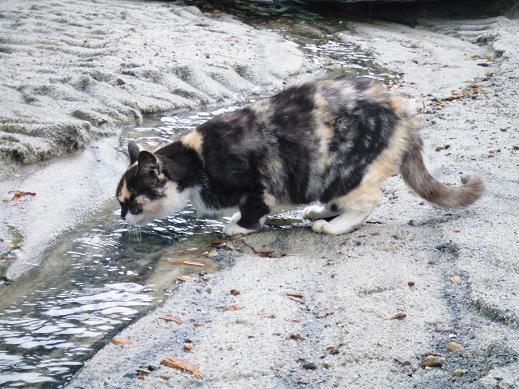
[223,223,256,236]
[303,204,326,220]
[312,219,340,235]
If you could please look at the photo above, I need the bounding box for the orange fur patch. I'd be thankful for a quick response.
[118,180,130,203]
[135,195,151,205]
[181,131,203,155]
[335,117,413,212]
[389,96,404,113]
[313,96,334,168]
[366,82,387,102]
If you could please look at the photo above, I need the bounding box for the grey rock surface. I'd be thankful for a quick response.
[0,0,305,177]
[69,18,519,389]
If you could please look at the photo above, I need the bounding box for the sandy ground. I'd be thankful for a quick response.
[0,0,309,280]
[0,0,305,177]
[69,17,519,389]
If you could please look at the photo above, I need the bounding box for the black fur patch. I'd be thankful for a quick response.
[155,142,203,190]
[320,98,399,203]
[270,83,317,203]
[196,108,265,209]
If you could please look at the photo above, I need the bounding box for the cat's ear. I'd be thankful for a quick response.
[128,140,141,165]
[137,151,161,177]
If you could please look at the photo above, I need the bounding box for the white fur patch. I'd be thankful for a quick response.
[312,208,371,235]
[262,192,277,209]
[223,223,256,236]
[125,181,191,225]
[230,212,241,223]
[303,204,339,220]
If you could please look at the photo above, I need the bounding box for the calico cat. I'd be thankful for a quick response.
[116,79,484,235]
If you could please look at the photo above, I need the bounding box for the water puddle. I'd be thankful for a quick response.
[0,2,389,387]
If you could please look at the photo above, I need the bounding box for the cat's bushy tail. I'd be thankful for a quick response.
[400,135,485,207]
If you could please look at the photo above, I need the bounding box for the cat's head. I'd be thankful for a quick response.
[115,141,194,225]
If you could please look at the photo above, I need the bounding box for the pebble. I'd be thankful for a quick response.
[289,334,305,341]
[450,368,467,377]
[302,362,317,370]
[390,312,407,320]
[322,361,332,369]
[447,341,465,352]
[419,355,445,368]
[435,144,450,151]
[450,275,461,284]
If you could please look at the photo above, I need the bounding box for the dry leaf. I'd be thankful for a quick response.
[289,334,305,341]
[159,315,183,324]
[258,313,275,319]
[450,276,461,284]
[211,239,228,246]
[391,312,407,320]
[160,357,202,379]
[326,346,339,355]
[176,275,192,282]
[230,289,241,296]
[193,322,204,328]
[112,337,131,346]
[224,304,240,312]
[12,191,37,201]
[162,258,205,267]
[286,291,304,299]
[201,248,218,258]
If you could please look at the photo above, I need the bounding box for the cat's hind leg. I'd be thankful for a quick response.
[223,192,271,236]
[312,184,382,235]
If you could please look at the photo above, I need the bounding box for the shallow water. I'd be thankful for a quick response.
[0,3,387,388]
[0,102,303,388]
[0,201,224,387]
